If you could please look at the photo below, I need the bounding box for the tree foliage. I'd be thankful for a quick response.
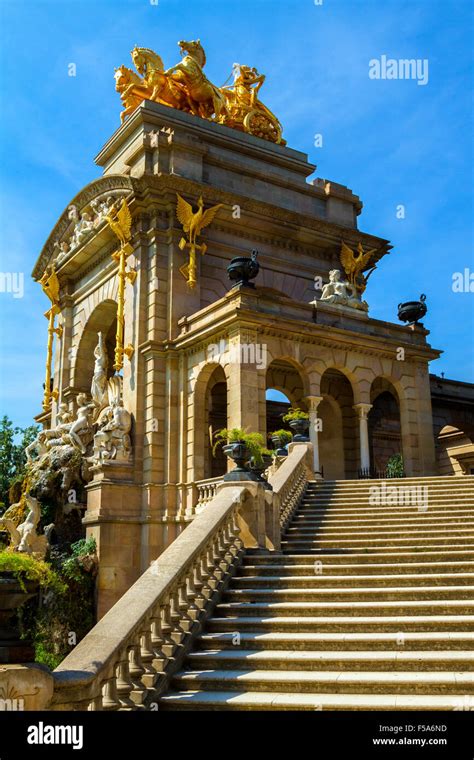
[0,415,39,510]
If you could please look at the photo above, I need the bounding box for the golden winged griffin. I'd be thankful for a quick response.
[176,194,223,289]
[340,241,380,296]
[115,39,284,144]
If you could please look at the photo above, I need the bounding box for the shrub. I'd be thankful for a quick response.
[282,407,309,422]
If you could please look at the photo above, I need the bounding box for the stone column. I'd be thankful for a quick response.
[306,395,323,476]
[353,403,372,472]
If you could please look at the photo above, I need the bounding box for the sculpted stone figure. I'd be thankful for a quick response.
[91,332,109,408]
[320,269,368,312]
[91,399,132,464]
[0,495,48,559]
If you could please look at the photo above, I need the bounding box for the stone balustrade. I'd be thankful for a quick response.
[50,485,247,710]
[269,443,314,529]
[1,445,314,711]
[195,476,222,510]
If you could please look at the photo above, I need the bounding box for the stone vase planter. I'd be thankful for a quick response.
[398,294,427,325]
[289,418,310,442]
[222,442,260,482]
[271,434,289,457]
[249,454,274,490]
[227,251,259,289]
[0,575,38,664]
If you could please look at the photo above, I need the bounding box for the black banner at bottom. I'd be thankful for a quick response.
[0,710,473,758]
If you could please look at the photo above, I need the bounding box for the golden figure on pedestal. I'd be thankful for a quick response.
[340,240,380,297]
[176,193,223,289]
[115,39,284,144]
[39,266,62,411]
[105,199,137,372]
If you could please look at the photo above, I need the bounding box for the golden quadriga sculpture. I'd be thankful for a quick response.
[115,40,285,144]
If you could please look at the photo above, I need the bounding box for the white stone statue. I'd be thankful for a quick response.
[68,393,96,453]
[320,269,368,312]
[56,402,73,426]
[0,495,48,559]
[90,376,132,465]
[53,240,70,265]
[91,400,132,464]
[91,332,108,407]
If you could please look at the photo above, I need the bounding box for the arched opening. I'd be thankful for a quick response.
[203,365,228,479]
[369,378,403,473]
[319,369,357,479]
[436,423,474,476]
[265,359,308,444]
[74,300,117,394]
[266,388,291,442]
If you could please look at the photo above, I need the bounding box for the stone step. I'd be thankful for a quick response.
[285,522,474,536]
[294,503,474,515]
[223,586,474,603]
[280,542,474,554]
[232,572,474,587]
[215,599,474,617]
[283,526,474,540]
[183,648,474,673]
[244,550,474,564]
[290,512,474,526]
[159,689,474,711]
[281,536,474,550]
[239,561,474,576]
[170,667,473,694]
[206,614,474,633]
[196,631,474,652]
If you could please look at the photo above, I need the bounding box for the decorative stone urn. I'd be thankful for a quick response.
[222,442,260,482]
[249,454,274,490]
[271,434,289,457]
[0,576,38,664]
[227,250,259,289]
[398,294,427,325]
[289,418,310,442]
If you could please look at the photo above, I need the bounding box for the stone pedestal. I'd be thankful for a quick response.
[85,462,142,619]
[0,664,53,710]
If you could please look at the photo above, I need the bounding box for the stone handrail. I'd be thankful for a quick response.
[268,443,313,529]
[50,485,247,710]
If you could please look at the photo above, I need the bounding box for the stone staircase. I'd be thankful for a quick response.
[160,476,474,710]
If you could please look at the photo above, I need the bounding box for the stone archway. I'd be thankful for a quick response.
[319,369,357,479]
[265,359,309,439]
[73,299,117,394]
[369,378,403,473]
[191,363,229,481]
[205,366,228,478]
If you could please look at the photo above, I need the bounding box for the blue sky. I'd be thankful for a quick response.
[0,0,473,428]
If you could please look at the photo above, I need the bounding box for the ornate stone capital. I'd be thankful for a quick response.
[305,395,323,413]
[353,402,372,420]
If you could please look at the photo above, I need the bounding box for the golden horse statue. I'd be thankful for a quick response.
[165,39,226,120]
[114,39,284,144]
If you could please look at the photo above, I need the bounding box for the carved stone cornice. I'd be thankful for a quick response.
[132,174,392,256]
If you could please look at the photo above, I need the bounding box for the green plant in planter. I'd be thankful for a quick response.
[282,407,309,422]
[271,429,292,446]
[0,549,65,594]
[213,428,266,466]
[386,453,404,478]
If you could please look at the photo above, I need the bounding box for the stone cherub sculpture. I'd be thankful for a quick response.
[320,269,369,312]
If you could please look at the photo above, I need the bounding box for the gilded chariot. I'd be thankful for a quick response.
[114,40,284,145]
